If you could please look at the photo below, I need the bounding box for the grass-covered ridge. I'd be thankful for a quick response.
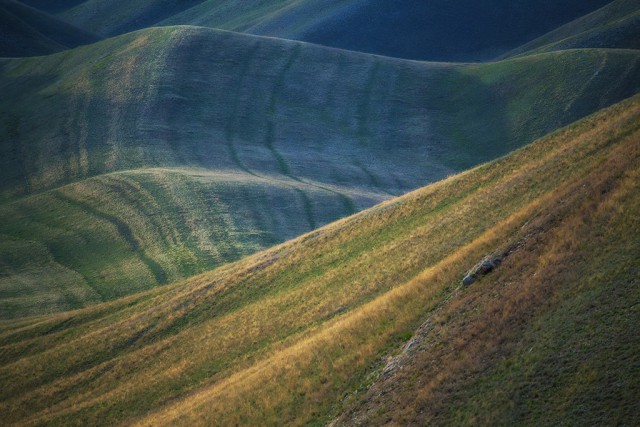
[1,94,638,426]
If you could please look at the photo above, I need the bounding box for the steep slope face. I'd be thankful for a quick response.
[0,0,100,57]
[0,94,638,426]
[0,168,380,318]
[3,25,640,203]
[503,0,640,58]
[24,0,611,60]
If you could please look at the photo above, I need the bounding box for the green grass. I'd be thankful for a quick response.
[0,93,638,426]
[0,167,379,319]
[2,25,639,204]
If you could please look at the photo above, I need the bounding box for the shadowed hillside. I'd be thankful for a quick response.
[0,0,100,57]
[23,0,613,60]
[0,94,638,426]
[503,0,640,58]
[244,0,615,61]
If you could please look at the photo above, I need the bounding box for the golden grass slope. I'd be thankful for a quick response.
[0,94,638,425]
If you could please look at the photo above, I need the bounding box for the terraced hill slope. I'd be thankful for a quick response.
[1,93,638,426]
[0,0,99,57]
[503,0,640,58]
[23,0,612,60]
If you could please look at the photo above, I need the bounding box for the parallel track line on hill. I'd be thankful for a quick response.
[53,191,168,286]
[224,41,262,176]
[265,42,301,177]
[357,57,381,147]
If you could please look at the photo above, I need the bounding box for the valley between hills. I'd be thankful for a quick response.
[0,0,639,425]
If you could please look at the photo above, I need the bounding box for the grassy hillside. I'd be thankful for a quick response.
[0,167,380,318]
[0,92,638,426]
[1,25,638,317]
[3,25,640,203]
[503,0,640,58]
[24,0,612,60]
[0,0,100,57]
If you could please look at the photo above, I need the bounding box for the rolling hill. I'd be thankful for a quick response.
[3,26,640,200]
[0,93,638,426]
[0,168,380,318]
[21,0,613,61]
[2,25,640,317]
[0,0,100,57]
[503,0,640,58]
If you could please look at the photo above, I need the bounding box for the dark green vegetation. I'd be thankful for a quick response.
[1,92,638,426]
[0,0,100,57]
[2,23,639,315]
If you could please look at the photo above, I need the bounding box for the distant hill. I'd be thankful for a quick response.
[22,0,613,60]
[2,26,639,316]
[0,0,100,57]
[503,0,640,58]
[243,0,617,61]
[3,26,639,201]
[1,93,637,426]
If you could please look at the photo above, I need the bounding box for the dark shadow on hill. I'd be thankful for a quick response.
[296,0,613,61]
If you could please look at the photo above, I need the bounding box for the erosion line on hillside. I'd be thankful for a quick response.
[225,42,262,176]
[294,188,317,230]
[354,160,395,196]
[54,192,168,285]
[564,51,609,113]
[102,177,173,248]
[357,58,381,146]
[601,54,640,102]
[296,177,358,216]
[264,43,302,177]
